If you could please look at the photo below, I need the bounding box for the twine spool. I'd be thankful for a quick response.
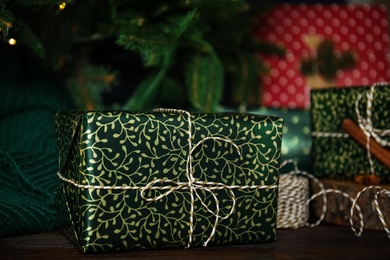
[277,174,310,229]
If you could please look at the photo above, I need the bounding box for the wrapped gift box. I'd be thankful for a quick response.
[55,110,283,253]
[255,4,389,109]
[310,84,390,182]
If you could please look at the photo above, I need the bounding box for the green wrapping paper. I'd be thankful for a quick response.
[249,108,312,173]
[310,84,390,182]
[55,110,283,253]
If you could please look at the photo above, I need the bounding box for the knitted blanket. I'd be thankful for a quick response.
[0,48,71,238]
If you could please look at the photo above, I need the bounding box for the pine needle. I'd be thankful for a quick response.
[230,51,260,107]
[15,21,45,58]
[184,52,223,112]
[67,63,117,110]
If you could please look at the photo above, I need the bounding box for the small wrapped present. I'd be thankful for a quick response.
[55,109,283,253]
[310,83,390,182]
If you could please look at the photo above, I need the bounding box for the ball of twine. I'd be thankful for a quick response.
[277,173,310,229]
[276,159,328,229]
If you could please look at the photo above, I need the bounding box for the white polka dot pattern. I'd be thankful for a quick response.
[256,4,389,109]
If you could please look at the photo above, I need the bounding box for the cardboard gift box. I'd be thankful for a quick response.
[55,109,283,253]
[255,4,389,109]
[310,84,390,182]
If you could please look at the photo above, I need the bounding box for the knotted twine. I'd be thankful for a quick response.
[57,108,278,248]
[353,83,390,174]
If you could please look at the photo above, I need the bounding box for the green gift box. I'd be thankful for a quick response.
[249,108,312,173]
[310,84,390,182]
[55,109,283,253]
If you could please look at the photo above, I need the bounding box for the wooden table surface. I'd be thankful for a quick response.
[1,224,389,259]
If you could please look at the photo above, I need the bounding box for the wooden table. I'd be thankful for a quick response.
[1,224,389,259]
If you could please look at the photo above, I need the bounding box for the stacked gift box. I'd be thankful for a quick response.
[310,83,390,230]
[254,3,390,232]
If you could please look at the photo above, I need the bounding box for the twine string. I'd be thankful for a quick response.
[354,83,390,175]
[278,160,389,239]
[349,185,390,238]
[374,189,390,238]
[355,84,390,147]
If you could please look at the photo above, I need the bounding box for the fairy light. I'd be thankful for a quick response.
[8,38,16,45]
[59,2,66,10]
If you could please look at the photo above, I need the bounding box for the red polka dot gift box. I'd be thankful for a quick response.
[255,4,390,109]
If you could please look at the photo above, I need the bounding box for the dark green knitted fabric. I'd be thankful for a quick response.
[0,47,71,238]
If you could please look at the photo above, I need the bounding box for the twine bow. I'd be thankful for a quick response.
[141,108,242,247]
[139,136,240,248]
[354,83,390,174]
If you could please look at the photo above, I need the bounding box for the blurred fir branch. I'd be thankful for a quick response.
[184,52,223,112]
[67,61,117,110]
[0,4,14,36]
[14,21,46,58]
[0,0,284,112]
